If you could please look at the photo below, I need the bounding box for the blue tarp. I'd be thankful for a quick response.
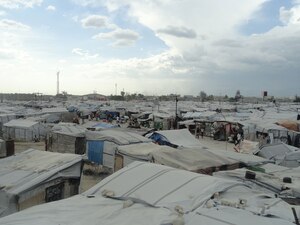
[87,141,104,164]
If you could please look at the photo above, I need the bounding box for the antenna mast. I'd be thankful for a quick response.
[57,71,60,95]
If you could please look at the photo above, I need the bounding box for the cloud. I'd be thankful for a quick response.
[81,15,115,29]
[46,5,56,11]
[0,19,30,30]
[280,5,300,25]
[0,11,6,16]
[72,48,99,59]
[157,26,197,38]
[0,0,42,9]
[93,28,140,47]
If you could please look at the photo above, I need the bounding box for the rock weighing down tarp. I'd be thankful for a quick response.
[0,162,297,225]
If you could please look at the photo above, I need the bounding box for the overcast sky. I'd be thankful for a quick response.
[0,0,299,97]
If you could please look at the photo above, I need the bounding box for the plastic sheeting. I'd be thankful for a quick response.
[86,129,151,145]
[0,149,82,217]
[148,129,205,148]
[0,162,295,225]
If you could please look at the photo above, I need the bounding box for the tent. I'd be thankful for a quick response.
[48,123,87,154]
[0,139,5,157]
[0,149,82,217]
[86,129,151,170]
[0,162,295,225]
[116,142,239,173]
[2,119,46,141]
[254,143,300,168]
[214,164,300,205]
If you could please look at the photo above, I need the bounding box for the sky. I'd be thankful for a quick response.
[0,0,300,97]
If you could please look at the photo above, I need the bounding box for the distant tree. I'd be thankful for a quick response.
[235,90,241,101]
[199,91,207,102]
[294,95,300,103]
[121,90,125,98]
[206,95,214,101]
[224,95,228,100]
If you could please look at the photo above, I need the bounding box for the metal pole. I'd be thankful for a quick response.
[175,96,178,129]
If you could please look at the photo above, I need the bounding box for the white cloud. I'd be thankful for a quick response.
[280,5,300,25]
[46,5,56,11]
[72,48,99,59]
[0,11,6,16]
[81,15,116,29]
[0,19,30,30]
[157,26,197,38]
[0,0,42,9]
[93,28,140,47]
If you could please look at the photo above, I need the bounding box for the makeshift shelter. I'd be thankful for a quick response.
[115,142,239,173]
[0,149,82,217]
[0,114,16,136]
[85,129,151,170]
[0,138,5,157]
[2,119,46,141]
[82,121,118,131]
[147,128,206,148]
[48,123,86,154]
[214,164,300,205]
[0,162,296,225]
[254,143,300,168]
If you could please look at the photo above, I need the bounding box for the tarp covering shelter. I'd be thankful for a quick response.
[206,148,269,166]
[48,123,87,154]
[116,143,239,173]
[0,149,82,217]
[0,139,5,157]
[0,162,296,225]
[214,165,300,204]
[254,143,300,168]
[2,119,45,141]
[86,130,151,169]
[147,128,205,148]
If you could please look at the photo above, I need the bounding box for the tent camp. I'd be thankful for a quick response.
[0,149,83,217]
[48,123,87,154]
[116,142,239,174]
[147,128,206,148]
[86,129,151,170]
[0,162,296,225]
[2,119,46,141]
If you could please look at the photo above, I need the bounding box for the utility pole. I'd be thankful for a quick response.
[175,95,178,129]
[57,71,60,95]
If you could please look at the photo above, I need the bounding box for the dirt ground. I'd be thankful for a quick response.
[14,141,46,153]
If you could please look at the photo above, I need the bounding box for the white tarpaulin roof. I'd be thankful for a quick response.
[0,162,295,225]
[117,143,238,172]
[3,119,38,128]
[214,166,300,199]
[117,142,170,160]
[0,149,82,195]
[151,147,238,172]
[0,149,82,217]
[86,129,151,145]
[51,123,86,137]
[206,149,269,166]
